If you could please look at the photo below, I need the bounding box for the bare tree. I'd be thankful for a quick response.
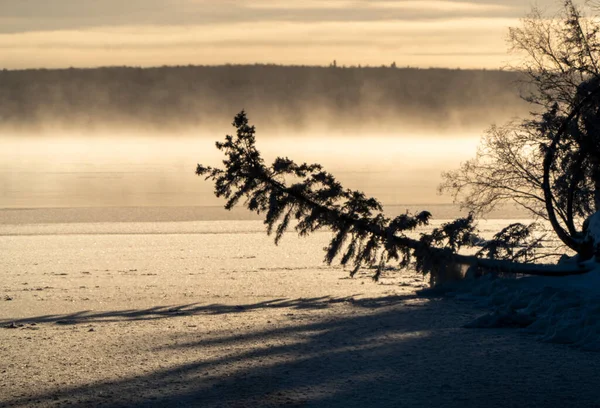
[441,0,600,258]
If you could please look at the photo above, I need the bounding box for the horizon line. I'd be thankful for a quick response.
[1,62,516,73]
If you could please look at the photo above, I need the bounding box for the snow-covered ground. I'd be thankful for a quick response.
[446,267,600,350]
[1,211,600,407]
[447,212,600,351]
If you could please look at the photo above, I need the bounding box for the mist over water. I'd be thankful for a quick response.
[0,128,481,213]
[0,66,527,134]
[0,66,532,219]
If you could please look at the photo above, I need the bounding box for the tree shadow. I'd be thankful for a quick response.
[0,294,416,326]
[3,295,598,408]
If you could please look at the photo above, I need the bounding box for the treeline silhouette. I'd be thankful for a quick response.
[0,64,529,133]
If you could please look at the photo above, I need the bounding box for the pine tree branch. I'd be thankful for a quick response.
[198,111,595,281]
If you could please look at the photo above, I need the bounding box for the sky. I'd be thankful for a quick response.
[0,0,557,69]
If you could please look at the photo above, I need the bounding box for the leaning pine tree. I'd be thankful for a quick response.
[197,111,591,285]
[198,1,600,285]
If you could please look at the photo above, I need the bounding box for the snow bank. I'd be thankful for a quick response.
[448,268,600,351]
[585,211,600,247]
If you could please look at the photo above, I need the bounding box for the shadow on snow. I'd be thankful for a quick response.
[2,295,600,408]
[0,294,415,326]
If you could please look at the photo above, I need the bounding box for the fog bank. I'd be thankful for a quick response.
[0,65,528,134]
[0,65,531,210]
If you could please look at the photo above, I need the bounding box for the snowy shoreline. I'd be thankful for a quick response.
[442,269,600,351]
[1,217,599,406]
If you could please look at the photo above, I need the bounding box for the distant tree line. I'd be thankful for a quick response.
[0,65,529,133]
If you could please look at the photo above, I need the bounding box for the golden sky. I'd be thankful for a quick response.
[0,0,556,69]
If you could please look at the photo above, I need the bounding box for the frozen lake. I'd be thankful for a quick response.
[0,215,597,408]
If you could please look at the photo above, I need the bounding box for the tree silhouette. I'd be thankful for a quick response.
[198,1,600,283]
[197,111,591,284]
[442,0,600,261]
